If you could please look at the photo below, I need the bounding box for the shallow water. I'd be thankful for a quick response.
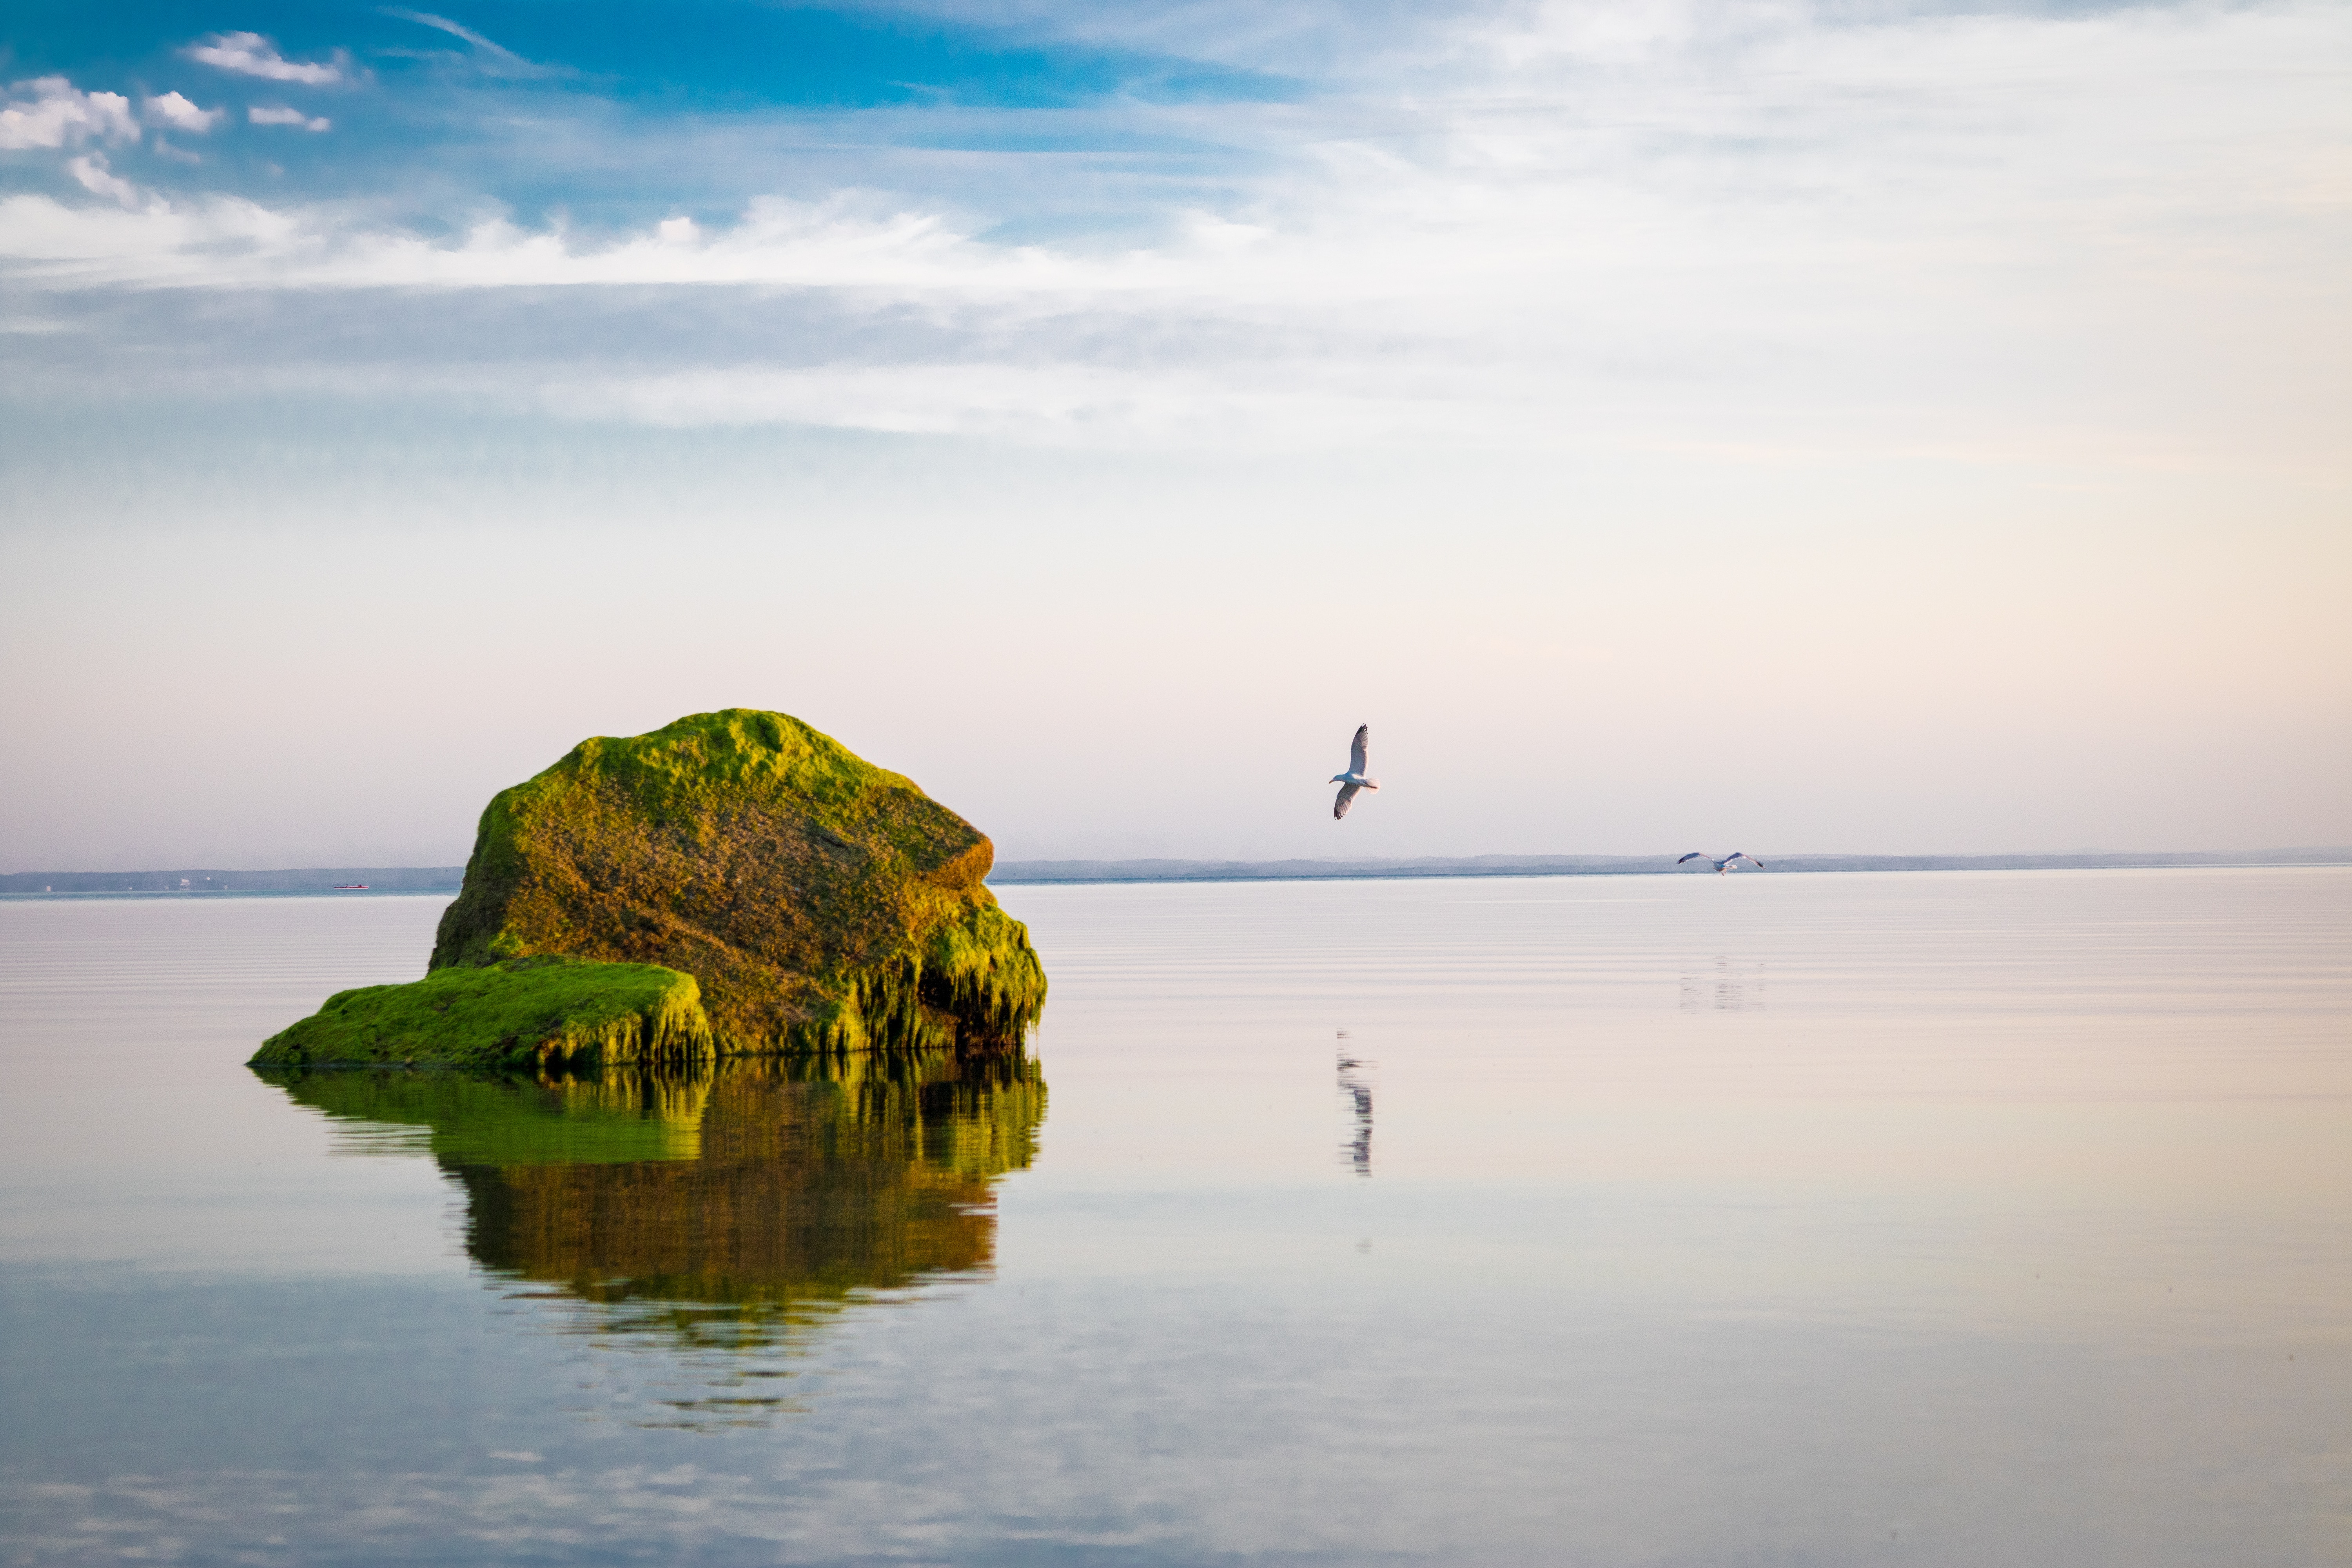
[2,869,2347,1565]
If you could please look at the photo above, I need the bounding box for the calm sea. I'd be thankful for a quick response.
[1,869,2347,1566]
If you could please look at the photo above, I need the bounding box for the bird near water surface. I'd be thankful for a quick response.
[1679,852,1764,875]
[1330,725,1379,820]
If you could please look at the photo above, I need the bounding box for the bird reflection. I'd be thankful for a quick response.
[1336,1032,1374,1177]
[1678,956,1767,1012]
[258,1052,1044,1426]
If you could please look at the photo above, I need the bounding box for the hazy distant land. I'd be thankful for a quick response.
[987,849,2352,883]
[5,848,2347,896]
[0,868,470,895]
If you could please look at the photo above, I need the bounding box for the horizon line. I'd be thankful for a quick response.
[5,846,2349,896]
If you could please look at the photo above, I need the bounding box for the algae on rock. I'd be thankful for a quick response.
[250,955,712,1071]
[427,708,1045,1055]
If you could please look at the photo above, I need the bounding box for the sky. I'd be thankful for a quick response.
[1,0,2346,869]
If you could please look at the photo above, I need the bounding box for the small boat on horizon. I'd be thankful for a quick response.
[331,883,369,891]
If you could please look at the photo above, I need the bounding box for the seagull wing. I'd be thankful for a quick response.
[1348,724,1369,775]
[1334,782,1362,820]
[1677,852,1704,864]
[1731,852,1763,868]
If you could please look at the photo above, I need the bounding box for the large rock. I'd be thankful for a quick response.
[425,709,1045,1055]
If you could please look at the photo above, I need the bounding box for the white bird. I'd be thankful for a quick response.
[1678,851,1764,875]
[1330,724,1379,820]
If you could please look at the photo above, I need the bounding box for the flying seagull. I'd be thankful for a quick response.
[1331,724,1379,820]
[1678,851,1764,875]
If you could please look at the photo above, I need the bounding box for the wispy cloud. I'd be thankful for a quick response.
[185,31,347,85]
[0,78,140,150]
[144,91,224,134]
[249,106,333,133]
[381,8,548,75]
[64,152,142,208]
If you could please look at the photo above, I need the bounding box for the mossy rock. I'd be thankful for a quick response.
[250,956,711,1071]
[426,709,1045,1054]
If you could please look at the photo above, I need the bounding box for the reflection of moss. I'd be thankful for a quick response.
[256,1060,716,1163]
[249,956,711,1071]
[261,1053,1045,1325]
[426,710,1047,1054]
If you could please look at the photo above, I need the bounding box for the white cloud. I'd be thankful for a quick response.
[0,77,140,150]
[249,105,333,133]
[65,152,142,209]
[186,32,345,85]
[144,91,224,133]
[0,192,1107,295]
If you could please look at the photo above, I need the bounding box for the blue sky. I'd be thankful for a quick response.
[0,0,1299,236]
[4,0,1292,111]
[2,1,2347,867]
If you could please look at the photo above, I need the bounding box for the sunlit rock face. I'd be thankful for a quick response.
[428,709,1047,1055]
[264,1054,1045,1359]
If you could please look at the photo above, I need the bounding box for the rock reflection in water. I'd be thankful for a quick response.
[259,1053,1045,1425]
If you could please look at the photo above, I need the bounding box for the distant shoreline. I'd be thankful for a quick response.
[989,849,2352,884]
[0,868,468,897]
[3,848,2346,898]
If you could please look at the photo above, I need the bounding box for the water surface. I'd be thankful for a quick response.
[2,869,2347,1564]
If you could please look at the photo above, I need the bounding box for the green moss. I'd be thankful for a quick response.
[248,955,713,1071]
[426,709,1046,1054]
